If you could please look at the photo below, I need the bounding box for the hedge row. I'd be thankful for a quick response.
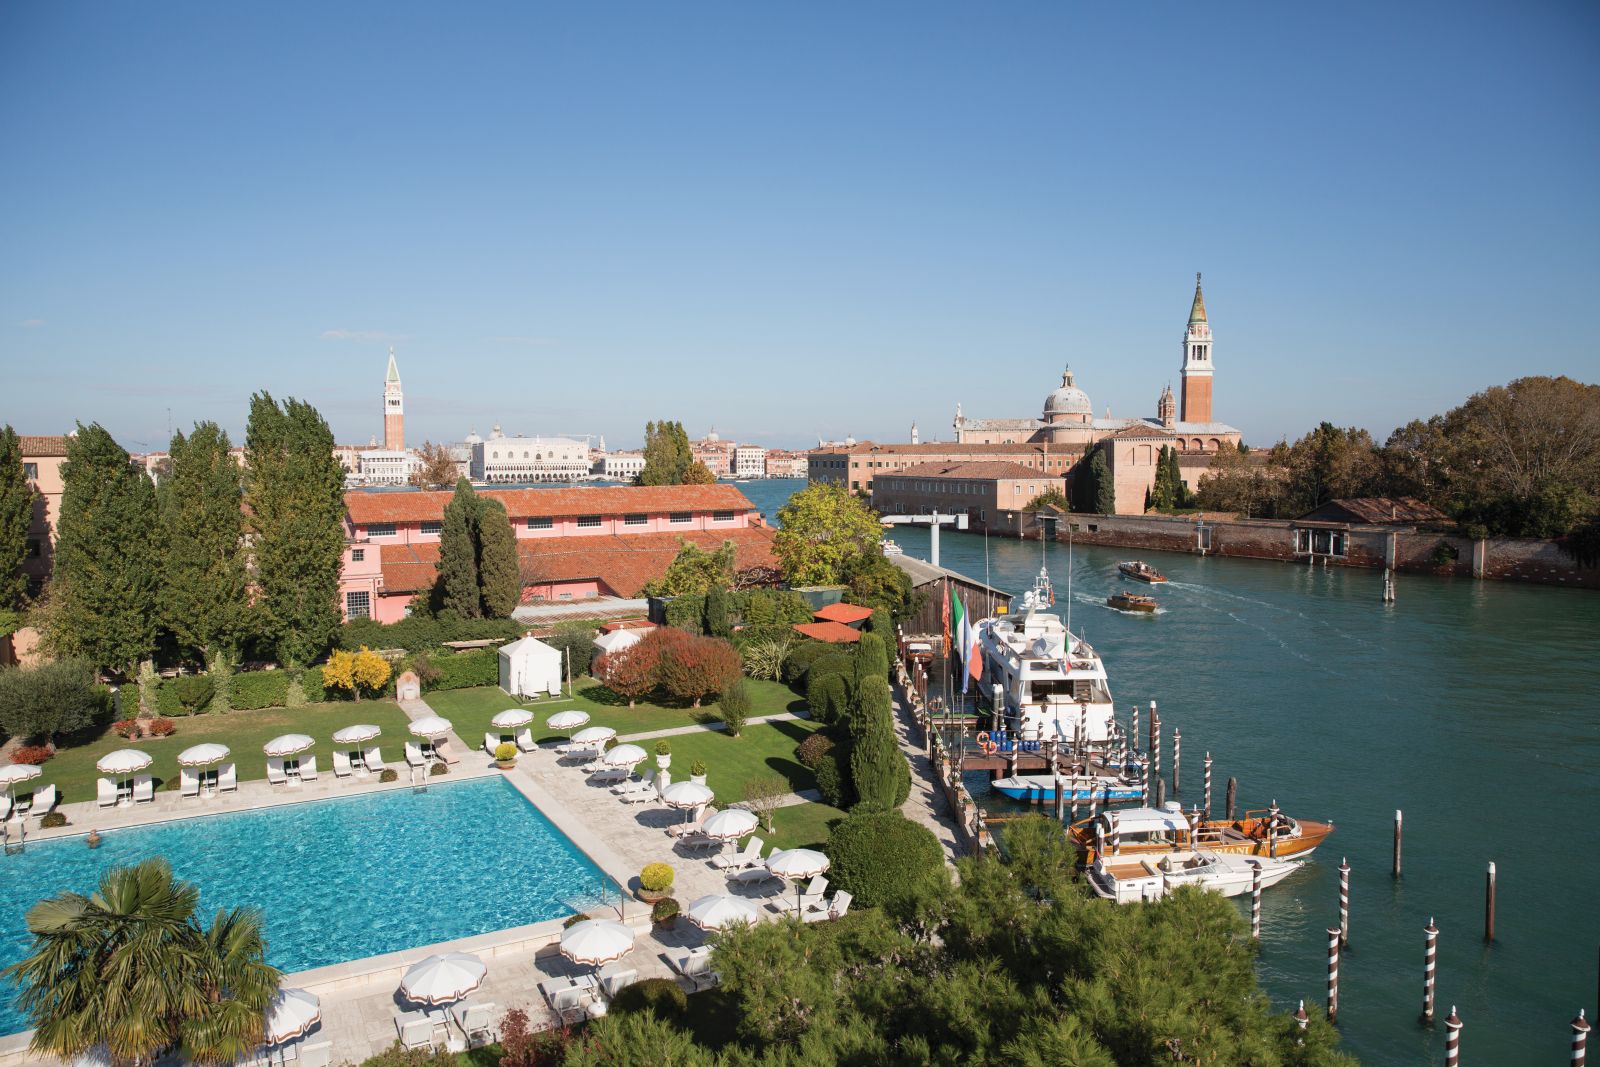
[426,648,499,691]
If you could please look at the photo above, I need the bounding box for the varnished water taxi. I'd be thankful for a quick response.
[1070,802,1335,865]
[1117,560,1168,583]
[1107,591,1159,613]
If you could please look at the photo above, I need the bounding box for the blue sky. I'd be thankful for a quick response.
[2,2,1596,452]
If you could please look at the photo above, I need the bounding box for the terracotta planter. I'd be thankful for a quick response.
[637,887,668,904]
[496,759,516,771]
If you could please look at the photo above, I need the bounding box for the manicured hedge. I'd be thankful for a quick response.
[426,648,499,691]
[813,738,855,809]
[826,810,946,913]
[610,977,687,1018]
[230,671,291,711]
[781,641,831,687]
[303,666,328,703]
[807,673,848,725]
[664,595,706,633]
[153,680,186,717]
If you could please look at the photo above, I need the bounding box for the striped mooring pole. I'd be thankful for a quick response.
[1484,862,1497,942]
[1572,1010,1590,1067]
[1444,1007,1462,1065]
[1172,728,1181,794]
[1249,860,1262,940]
[1326,927,1341,1024]
[1088,779,1099,822]
[1294,999,1309,1042]
[1203,752,1213,819]
[1338,858,1351,948]
[1421,917,1438,1025]
[1069,777,1080,824]
[1109,811,1121,856]
[1393,809,1403,879]
[1131,705,1140,753]
[1152,710,1162,786]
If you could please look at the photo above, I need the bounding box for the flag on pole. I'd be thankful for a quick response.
[966,611,983,689]
[950,590,966,682]
[941,580,951,651]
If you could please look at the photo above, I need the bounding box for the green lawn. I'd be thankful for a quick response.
[423,677,805,749]
[33,702,414,807]
[765,801,847,853]
[655,717,820,808]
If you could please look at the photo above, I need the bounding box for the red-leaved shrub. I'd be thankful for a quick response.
[113,719,142,739]
[10,745,52,765]
[148,718,176,737]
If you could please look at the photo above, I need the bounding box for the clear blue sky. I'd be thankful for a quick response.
[2,2,1596,452]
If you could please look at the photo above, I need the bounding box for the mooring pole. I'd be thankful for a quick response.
[1444,1007,1461,1066]
[1295,1000,1309,1040]
[1088,778,1099,822]
[1203,752,1213,819]
[1155,778,1167,809]
[1485,862,1496,942]
[1250,860,1262,940]
[1421,917,1438,1025]
[1326,927,1341,1024]
[1172,728,1182,794]
[1131,705,1140,753]
[1393,809,1403,879]
[1151,709,1162,787]
[1338,858,1351,948]
[1226,777,1238,821]
[1573,1010,1590,1067]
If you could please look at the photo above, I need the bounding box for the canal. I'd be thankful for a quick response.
[744,481,1599,1064]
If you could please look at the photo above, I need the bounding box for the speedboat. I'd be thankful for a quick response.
[1071,803,1334,865]
[1088,848,1303,904]
[989,774,1145,803]
[1118,561,1168,583]
[1107,592,1158,613]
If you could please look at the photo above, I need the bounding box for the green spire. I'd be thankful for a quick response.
[1188,273,1207,324]
[385,347,400,383]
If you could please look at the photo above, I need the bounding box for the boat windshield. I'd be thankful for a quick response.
[1032,678,1111,703]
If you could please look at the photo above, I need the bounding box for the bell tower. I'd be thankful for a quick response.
[383,347,405,451]
[1180,273,1213,423]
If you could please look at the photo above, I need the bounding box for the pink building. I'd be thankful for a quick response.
[339,483,777,622]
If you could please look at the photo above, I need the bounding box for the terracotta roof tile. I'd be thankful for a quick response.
[879,461,1055,480]
[813,603,874,624]
[347,484,760,526]
[792,620,863,644]
[19,435,70,456]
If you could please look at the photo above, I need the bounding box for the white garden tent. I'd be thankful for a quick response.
[498,636,563,698]
[590,628,643,668]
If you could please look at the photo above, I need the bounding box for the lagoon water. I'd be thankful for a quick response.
[744,481,1599,1064]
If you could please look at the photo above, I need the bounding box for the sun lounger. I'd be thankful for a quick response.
[775,876,829,913]
[29,784,57,819]
[599,965,640,999]
[515,727,537,753]
[332,750,353,777]
[542,982,594,1026]
[180,768,201,798]
[612,769,654,795]
[483,733,502,756]
[621,786,657,805]
[729,865,781,888]
[435,740,459,765]
[299,756,318,782]
[589,766,628,784]
[677,833,722,853]
[667,948,719,991]
[266,759,289,785]
[218,763,237,792]
[364,746,386,771]
[711,837,763,870]
[666,809,708,838]
[803,890,853,923]
[0,795,9,820]
[132,775,154,804]
[395,1012,433,1051]
[405,742,426,768]
[450,1000,498,1048]
[97,778,117,807]
[297,1040,333,1067]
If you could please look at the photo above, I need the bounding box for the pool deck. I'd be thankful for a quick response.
[0,696,807,1065]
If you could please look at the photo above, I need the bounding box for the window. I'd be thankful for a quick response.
[345,591,371,619]
[420,521,442,535]
[22,462,37,481]
[351,548,365,562]
[669,512,692,524]
[713,510,735,522]
[366,523,396,537]
[577,515,602,528]
[624,513,647,526]
[527,516,552,530]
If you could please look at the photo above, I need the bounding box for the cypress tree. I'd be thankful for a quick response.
[476,498,522,618]
[849,675,904,811]
[1090,449,1115,515]
[438,479,483,619]
[854,630,888,686]
[703,586,730,638]
[159,423,246,669]
[245,394,346,667]
[0,426,33,610]
[50,424,159,675]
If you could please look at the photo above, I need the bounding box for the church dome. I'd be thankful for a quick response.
[1043,366,1092,418]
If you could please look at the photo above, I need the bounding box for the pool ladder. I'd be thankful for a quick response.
[409,764,429,792]
[2,817,26,856]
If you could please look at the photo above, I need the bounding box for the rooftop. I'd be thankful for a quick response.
[812,602,875,625]
[792,620,863,644]
[18,434,70,457]
[880,460,1057,481]
[347,484,759,525]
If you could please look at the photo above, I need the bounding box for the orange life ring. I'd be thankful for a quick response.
[983,741,998,755]
[975,731,991,745]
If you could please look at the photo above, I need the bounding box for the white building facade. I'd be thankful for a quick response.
[471,427,591,482]
[358,449,419,485]
[733,445,766,479]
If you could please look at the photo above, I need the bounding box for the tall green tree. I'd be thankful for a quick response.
[854,630,888,686]
[637,421,696,486]
[3,858,279,1067]
[49,425,159,675]
[244,395,346,667]
[774,483,883,586]
[0,426,34,610]
[477,498,522,618]
[848,675,904,811]
[642,540,736,597]
[437,479,483,619]
[1072,447,1116,515]
[1280,421,1382,515]
[158,423,246,669]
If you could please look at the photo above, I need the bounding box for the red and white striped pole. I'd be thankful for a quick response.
[1421,917,1438,1024]
[1326,927,1341,1024]
[1203,752,1213,819]
[1109,811,1121,856]
[1249,860,1262,940]
[1294,999,1309,1040]
[1338,858,1351,948]
[1172,728,1181,794]
[1573,1010,1590,1067]
[1152,710,1162,789]
[1131,705,1140,754]
[1444,1006,1462,1065]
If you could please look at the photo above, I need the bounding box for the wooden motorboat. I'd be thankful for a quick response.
[1118,560,1168,583]
[990,774,1145,803]
[1070,803,1335,865]
[1107,592,1159,613]
[1087,848,1303,904]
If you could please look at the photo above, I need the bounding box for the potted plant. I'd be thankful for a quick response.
[655,740,672,770]
[637,862,674,903]
[651,897,680,927]
[494,741,518,770]
[689,760,708,786]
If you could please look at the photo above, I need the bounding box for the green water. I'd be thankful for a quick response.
[743,480,1599,1064]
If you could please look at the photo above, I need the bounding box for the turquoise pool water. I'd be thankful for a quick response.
[0,776,606,1037]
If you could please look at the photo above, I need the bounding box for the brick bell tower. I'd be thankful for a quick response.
[383,347,405,450]
[1180,273,1213,423]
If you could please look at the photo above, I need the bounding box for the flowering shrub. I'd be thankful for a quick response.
[9,745,52,765]
[112,719,142,739]
[639,862,674,893]
[148,718,176,737]
[494,742,518,762]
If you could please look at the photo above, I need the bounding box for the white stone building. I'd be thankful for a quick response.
[358,448,419,485]
[599,451,646,481]
[471,427,591,483]
[732,444,766,479]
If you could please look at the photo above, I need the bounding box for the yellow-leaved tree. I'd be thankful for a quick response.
[322,646,392,701]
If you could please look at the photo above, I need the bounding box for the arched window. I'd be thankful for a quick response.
[1208,438,1221,451]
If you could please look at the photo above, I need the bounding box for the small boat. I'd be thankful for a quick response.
[1087,848,1303,904]
[1071,803,1335,864]
[1118,561,1168,583]
[989,774,1145,803]
[1107,592,1158,613]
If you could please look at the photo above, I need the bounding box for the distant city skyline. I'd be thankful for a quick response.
[2,3,1596,451]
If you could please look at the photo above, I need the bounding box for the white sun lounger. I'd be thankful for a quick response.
[621,785,657,804]
[451,1000,498,1048]
[29,784,57,819]
[666,808,708,837]
[598,964,640,999]
[218,763,237,792]
[803,890,853,923]
[590,766,628,784]
[434,740,459,765]
[332,750,353,777]
[180,768,200,798]
[729,864,781,888]
[483,733,503,756]
[132,775,154,804]
[266,759,289,785]
[404,742,426,768]
[395,1012,433,1051]
[711,836,763,870]
[299,755,318,781]
[667,948,719,991]
[97,778,117,807]
[612,769,654,795]
[774,876,829,913]
[297,1040,333,1067]
[364,746,386,771]
[515,727,537,753]
[678,833,722,853]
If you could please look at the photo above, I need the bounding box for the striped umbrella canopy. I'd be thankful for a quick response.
[96,749,153,775]
[546,710,590,731]
[602,743,648,768]
[0,765,42,789]
[332,724,381,744]
[399,952,486,1006]
[491,708,535,729]
[408,715,453,738]
[177,743,230,767]
[701,808,758,841]
[263,734,315,758]
[767,848,831,915]
[559,919,635,967]
[571,725,616,745]
[686,893,760,932]
[660,780,714,809]
[263,987,322,1044]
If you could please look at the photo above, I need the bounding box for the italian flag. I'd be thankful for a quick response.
[950,590,966,682]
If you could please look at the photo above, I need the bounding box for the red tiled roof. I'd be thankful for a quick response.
[599,619,656,633]
[347,484,760,525]
[1102,424,1175,440]
[1302,497,1451,525]
[879,461,1055,481]
[19,435,70,457]
[792,620,862,644]
[378,527,779,598]
[813,602,874,625]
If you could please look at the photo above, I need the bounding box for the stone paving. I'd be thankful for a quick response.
[889,679,966,872]
[613,710,800,743]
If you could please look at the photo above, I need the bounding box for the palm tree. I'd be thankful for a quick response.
[3,858,280,1067]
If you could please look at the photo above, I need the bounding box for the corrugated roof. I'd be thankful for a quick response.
[886,553,1011,599]
[1300,498,1450,525]
[348,483,759,525]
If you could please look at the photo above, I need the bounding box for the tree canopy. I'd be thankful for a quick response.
[774,483,883,586]
[638,421,698,486]
[1071,448,1115,515]
[158,422,247,669]
[0,426,33,611]
[407,441,460,489]
[644,540,737,598]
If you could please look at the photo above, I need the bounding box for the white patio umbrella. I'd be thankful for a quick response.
[399,952,486,1006]
[0,764,42,789]
[547,709,590,731]
[559,919,635,968]
[766,848,831,915]
[263,734,315,758]
[602,743,648,768]
[661,780,715,827]
[332,724,381,745]
[701,808,759,858]
[686,893,760,932]
[491,708,534,729]
[408,715,453,739]
[263,987,322,1044]
[570,725,616,745]
[177,743,230,767]
[96,749,153,775]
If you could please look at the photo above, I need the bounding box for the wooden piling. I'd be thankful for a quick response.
[1326,927,1341,1024]
[1338,858,1351,948]
[1484,862,1496,942]
[1393,809,1403,879]
[1109,811,1120,856]
[1088,781,1098,822]
[1173,728,1181,794]
[1155,778,1167,809]
[1444,1007,1461,1065]
[1203,752,1213,819]
[1226,777,1237,821]
[1250,860,1262,940]
[1069,779,1080,824]
[1573,1010,1590,1067]
[1421,917,1438,1025]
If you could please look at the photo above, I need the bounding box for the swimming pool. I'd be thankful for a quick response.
[0,776,606,1037]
